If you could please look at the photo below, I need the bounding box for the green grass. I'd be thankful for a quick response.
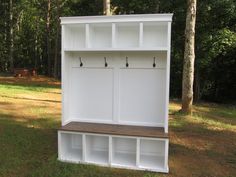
[0,77,236,177]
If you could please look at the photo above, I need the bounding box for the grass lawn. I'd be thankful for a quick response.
[0,76,235,177]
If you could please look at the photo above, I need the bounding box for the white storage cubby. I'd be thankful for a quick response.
[112,137,137,167]
[88,23,112,48]
[142,22,168,48]
[115,23,139,48]
[86,135,109,164]
[59,132,83,162]
[64,24,86,50]
[59,14,172,173]
[139,139,166,170]
[58,131,169,172]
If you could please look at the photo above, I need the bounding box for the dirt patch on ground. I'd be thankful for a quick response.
[0,76,61,87]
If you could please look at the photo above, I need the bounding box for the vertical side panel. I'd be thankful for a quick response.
[112,23,116,48]
[58,131,62,160]
[165,22,171,133]
[61,25,68,126]
[113,54,120,123]
[136,138,140,167]
[82,134,86,162]
[109,136,112,165]
[86,24,90,48]
[164,139,169,171]
[139,22,143,47]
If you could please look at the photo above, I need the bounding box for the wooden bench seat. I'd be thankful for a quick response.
[59,122,168,138]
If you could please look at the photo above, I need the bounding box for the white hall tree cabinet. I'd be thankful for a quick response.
[58,14,173,173]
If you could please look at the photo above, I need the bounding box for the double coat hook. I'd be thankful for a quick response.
[79,57,83,67]
[104,57,108,67]
[153,57,156,68]
[126,57,129,67]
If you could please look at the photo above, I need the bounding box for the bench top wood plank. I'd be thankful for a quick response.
[59,122,168,138]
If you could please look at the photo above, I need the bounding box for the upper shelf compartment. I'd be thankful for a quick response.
[142,22,168,48]
[88,23,112,48]
[63,24,86,50]
[115,23,139,48]
[63,21,170,51]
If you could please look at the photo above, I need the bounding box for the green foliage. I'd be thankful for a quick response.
[208,29,236,59]
[0,0,235,102]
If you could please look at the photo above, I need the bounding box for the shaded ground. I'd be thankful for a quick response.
[0,76,235,177]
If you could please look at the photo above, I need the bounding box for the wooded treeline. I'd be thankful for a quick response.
[0,0,235,103]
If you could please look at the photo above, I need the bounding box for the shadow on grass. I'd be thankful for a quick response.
[0,117,58,177]
[0,83,61,94]
[193,107,236,126]
[0,94,61,103]
[169,122,236,176]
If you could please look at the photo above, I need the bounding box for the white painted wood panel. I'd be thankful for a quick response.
[119,68,166,126]
[69,67,114,122]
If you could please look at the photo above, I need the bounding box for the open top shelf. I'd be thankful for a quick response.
[88,23,112,48]
[63,19,171,51]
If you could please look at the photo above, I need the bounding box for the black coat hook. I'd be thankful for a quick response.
[79,57,83,67]
[104,57,108,67]
[126,57,129,68]
[153,57,156,68]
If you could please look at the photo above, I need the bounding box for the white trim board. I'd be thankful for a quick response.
[61,14,173,25]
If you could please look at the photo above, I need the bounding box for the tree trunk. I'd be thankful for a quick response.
[181,0,197,114]
[46,0,51,76]
[103,0,111,15]
[9,0,14,72]
[2,1,8,71]
[34,17,39,70]
[53,0,60,78]
[193,67,200,102]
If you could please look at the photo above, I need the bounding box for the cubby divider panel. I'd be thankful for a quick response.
[139,139,166,170]
[59,132,83,162]
[112,137,136,167]
[86,135,109,164]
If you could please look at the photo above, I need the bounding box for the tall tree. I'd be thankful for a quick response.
[9,0,14,71]
[103,0,111,15]
[53,0,60,78]
[46,0,51,76]
[181,0,197,113]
